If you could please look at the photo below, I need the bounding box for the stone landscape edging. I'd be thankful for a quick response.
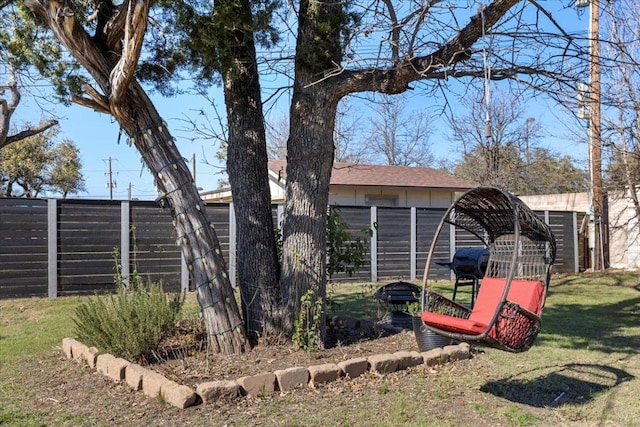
[61,337,472,409]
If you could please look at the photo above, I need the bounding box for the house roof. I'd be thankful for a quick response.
[267,159,475,190]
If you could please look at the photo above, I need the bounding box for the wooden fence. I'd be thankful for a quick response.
[0,198,582,298]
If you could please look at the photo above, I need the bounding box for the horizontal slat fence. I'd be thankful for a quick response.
[376,208,412,279]
[417,208,450,280]
[328,206,372,282]
[0,198,581,298]
[544,210,578,274]
[58,201,121,293]
[130,203,183,289]
[0,199,48,297]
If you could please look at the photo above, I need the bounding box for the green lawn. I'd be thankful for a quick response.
[1,272,640,426]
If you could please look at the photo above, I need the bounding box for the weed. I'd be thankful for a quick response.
[157,392,167,405]
[292,289,323,353]
[503,405,540,426]
[473,402,489,416]
[377,383,390,395]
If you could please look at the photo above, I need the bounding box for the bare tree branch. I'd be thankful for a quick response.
[332,0,522,96]
[3,119,59,149]
[381,0,399,63]
[0,70,20,144]
[69,94,110,114]
[405,1,437,59]
[109,0,150,104]
[79,83,110,112]
[1,68,59,149]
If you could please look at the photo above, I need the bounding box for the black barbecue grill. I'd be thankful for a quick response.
[373,281,421,329]
[437,247,490,307]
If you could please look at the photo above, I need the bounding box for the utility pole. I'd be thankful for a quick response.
[103,157,117,201]
[577,0,605,271]
[524,117,534,194]
[192,153,197,186]
[589,0,605,271]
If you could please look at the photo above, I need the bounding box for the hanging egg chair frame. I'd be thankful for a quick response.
[419,186,556,353]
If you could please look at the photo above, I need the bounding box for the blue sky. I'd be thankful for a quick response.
[13,85,229,200]
[8,2,593,201]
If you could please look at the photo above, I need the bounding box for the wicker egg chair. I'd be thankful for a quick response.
[419,186,556,353]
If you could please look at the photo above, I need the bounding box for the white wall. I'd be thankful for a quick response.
[519,192,590,212]
[608,189,640,270]
[328,187,456,208]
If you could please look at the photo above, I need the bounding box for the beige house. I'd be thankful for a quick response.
[521,190,640,271]
[201,160,475,208]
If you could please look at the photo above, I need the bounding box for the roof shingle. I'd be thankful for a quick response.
[268,160,474,190]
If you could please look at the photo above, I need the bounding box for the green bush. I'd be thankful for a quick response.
[73,281,184,362]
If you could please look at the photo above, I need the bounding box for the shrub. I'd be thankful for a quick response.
[73,280,184,362]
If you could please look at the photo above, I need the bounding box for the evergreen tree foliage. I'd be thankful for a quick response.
[453,145,588,195]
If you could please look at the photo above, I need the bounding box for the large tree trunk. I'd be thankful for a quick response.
[26,0,249,354]
[281,87,337,346]
[113,84,248,354]
[218,0,282,344]
[279,0,342,346]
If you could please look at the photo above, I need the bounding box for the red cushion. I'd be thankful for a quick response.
[472,277,544,317]
[421,278,545,336]
[468,277,508,325]
[506,279,545,314]
[421,312,487,335]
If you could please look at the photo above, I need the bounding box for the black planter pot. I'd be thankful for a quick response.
[412,316,452,352]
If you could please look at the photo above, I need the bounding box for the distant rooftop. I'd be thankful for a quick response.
[267,160,475,190]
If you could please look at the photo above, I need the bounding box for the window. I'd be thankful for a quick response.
[365,194,398,207]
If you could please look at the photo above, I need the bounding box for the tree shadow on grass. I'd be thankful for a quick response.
[537,275,640,354]
[480,363,634,407]
[536,297,640,354]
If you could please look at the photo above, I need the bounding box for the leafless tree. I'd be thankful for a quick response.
[265,99,370,163]
[448,86,533,187]
[279,0,587,344]
[265,114,288,160]
[365,93,434,167]
[1,69,59,150]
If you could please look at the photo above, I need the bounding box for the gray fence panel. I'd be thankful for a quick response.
[204,203,231,263]
[130,202,182,289]
[454,228,485,248]
[57,201,121,293]
[376,207,411,279]
[546,211,576,273]
[328,206,372,282]
[0,199,48,297]
[416,208,450,280]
